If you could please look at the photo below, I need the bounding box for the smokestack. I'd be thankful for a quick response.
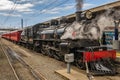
[75,0,83,22]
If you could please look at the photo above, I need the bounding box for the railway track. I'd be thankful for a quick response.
[0,39,19,80]
[2,38,120,80]
[0,39,47,80]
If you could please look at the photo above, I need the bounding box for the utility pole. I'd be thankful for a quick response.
[21,19,23,29]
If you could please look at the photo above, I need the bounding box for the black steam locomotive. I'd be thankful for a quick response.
[19,10,117,75]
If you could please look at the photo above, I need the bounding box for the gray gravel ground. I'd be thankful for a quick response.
[0,42,16,80]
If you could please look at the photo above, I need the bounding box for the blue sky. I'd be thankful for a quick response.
[0,0,117,29]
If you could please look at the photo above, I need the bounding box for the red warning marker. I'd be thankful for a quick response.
[72,31,76,37]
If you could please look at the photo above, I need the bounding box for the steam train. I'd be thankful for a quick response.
[2,9,118,75]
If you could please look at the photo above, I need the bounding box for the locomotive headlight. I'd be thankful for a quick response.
[85,10,93,19]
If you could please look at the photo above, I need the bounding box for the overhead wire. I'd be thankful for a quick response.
[2,0,18,26]
[36,0,69,17]
[1,0,115,28]
[39,0,70,14]
[1,0,70,27]
[2,0,58,28]
[26,0,70,23]
[16,0,58,27]
[29,0,58,17]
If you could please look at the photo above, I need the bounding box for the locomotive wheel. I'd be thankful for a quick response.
[73,52,85,69]
[41,43,53,57]
[41,44,61,60]
[51,50,61,60]
[75,56,85,69]
[46,49,53,57]
[33,46,40,52]
[49,50,54,58]
[47,42,54,57]
[41,44,48,55]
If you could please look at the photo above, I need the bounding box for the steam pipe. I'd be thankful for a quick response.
[114,19,120,40]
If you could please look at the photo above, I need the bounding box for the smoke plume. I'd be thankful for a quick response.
[76,0,83,11]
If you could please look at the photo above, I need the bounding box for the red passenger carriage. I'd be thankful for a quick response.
[2,30,23,42]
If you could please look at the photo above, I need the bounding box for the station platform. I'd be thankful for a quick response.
[55,69,88,80]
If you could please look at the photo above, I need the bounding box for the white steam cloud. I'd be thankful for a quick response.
[61,8,119,40]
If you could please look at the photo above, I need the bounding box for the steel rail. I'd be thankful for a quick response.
[7,46,47,80]
[1,38,47,80]
[0,38,20,80]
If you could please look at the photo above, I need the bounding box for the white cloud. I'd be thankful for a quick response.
[0,12,21,17]
[20,0,48,5]
[0,0,14,10]
[41,9,59,14]
[40,4,75,14]
[0,0,96,16]
[16,3,34,12]
[33,0,46,4]
[0,0,34,13]
[40,2,96,14]
[42,16,60,21]
[47,16,59,20]
[0,0,50,18]
[83,3,95,9]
